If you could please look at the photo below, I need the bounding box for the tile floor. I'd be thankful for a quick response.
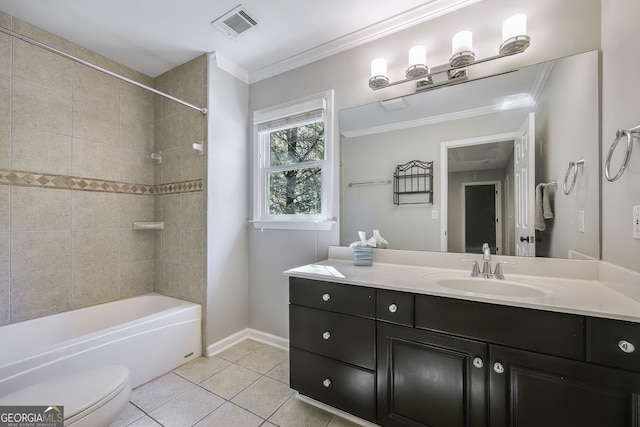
[110,339,361,427]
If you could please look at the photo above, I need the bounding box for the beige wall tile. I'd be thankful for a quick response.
[159,194,180,228]
[0,278,8,325]
[13,80,72,135]
[0,122,9,169]
[117,194,154,228]
[13,18,74,54]
[72,263,119,308]
[119,113,154,153]
[0,232,9,278]
[73,97,118,145]
[72,229,118,268]
[161,228,181,261]
[11,187,71,231]
[181,228,203,262]
[160,114,182,151]
[0,186,8,232]
[181,261,204,303]
[181,192,203,228]
[155,260,181,297]
[13,39,72,95]
[12,126,72,175]
[71,191,118,230]
[11,231,71,276]
[119,147,154,184]
[0,77,9,124]
[121,84,155,122]
[182,145,205,182]
[0,30,10,79]
[72,137,119,181]
[159,149,182,184]
[119,229,155,262]
[73,64,118,107]
[10,271,71,321]
[120,260,154,297]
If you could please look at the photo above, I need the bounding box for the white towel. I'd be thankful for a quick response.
[534,184,554,231]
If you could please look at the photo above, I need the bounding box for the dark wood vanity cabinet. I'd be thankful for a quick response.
[289,276,640,427]
[289,277,377,422]
[377,322,487,427]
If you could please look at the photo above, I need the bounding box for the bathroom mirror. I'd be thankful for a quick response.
[340,50,600,259]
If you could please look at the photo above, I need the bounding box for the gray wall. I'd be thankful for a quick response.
[601,0,640,272]
[249,0,602,339]
[206,54,250,346]
[535,50,600,259]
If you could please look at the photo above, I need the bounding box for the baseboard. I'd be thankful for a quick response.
[207,328,289,356]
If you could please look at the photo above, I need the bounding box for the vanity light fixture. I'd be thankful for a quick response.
[368,14,530,91]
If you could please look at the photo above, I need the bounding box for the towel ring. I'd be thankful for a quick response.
[563,159,584,195]
[605,125,640,182]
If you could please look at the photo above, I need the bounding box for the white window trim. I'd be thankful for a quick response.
[251,90,336,231]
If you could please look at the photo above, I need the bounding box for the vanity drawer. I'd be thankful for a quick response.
[289,304,375,370]
[289,277,375,318]
[376,289,414,326]
[290,348,376,422]
[588,317,640,373]
[415,294,584,360]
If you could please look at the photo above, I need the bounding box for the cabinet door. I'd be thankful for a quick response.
[377,322,488,427]
[490,345,640,427]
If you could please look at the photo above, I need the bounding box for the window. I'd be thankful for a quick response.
[252,91,335,230]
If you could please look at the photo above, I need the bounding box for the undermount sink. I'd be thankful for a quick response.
[434,277,549,298]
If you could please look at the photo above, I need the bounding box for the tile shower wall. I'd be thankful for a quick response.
[153,56,207,305]
[0,12,207,325]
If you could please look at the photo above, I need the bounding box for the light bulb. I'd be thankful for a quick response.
[502,14,527,42]
[408,46,426,68]
[370,58,387,78]
[452,31,473,55]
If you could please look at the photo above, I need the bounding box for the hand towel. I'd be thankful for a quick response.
[534,183,546,231]
[543,185,554,220]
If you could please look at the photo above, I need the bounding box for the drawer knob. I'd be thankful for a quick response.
[473,357,484,369]
[322,293,331,302]
[493,362,505,374]
[388,304,398,313]
[618,340,636,354]
[323,378,332,388]
[322,331,331,340]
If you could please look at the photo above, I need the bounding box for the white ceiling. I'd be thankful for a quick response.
[0,0,480,82]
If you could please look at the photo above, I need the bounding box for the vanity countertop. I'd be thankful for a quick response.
[285,258,640,324]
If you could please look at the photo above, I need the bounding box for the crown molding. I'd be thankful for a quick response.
[248,0,482,83]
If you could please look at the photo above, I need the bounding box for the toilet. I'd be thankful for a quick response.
[0,365,131,427]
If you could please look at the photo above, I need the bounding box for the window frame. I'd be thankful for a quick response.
[252,90,336,230]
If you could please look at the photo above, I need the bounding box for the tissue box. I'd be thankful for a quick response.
[353,246,373,266]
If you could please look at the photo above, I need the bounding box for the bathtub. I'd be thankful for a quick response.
[0,293,202,397]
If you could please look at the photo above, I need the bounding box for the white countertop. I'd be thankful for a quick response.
[285,258,640,324]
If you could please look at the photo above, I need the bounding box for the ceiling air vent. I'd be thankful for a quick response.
[212,5,258,38]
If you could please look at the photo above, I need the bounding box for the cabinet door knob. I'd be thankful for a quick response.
[322,293,331,302]
[388,304,398,313]
[322,331,331,340]
[473,357,484,369]
[493,362,505,374]
[323,378,331,388]
[618,340,635,354]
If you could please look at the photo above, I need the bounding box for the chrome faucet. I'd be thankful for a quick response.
[461,243,517,279]
[481,243,492,277]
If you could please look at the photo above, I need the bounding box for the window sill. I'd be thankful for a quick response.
[250,220,336,231]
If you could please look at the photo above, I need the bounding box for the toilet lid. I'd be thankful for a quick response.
[0,365,129,419]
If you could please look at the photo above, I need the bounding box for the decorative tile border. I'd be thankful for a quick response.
[0,168,203,195]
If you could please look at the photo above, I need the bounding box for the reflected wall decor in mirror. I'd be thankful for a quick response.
[340,50,600,260]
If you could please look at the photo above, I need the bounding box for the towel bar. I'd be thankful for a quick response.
[563,160,584,195]
[605,124,640,182]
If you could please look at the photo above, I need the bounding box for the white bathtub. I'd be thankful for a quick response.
[0,293,202,397]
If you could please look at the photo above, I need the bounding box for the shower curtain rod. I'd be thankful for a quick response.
[0,26,208,115]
